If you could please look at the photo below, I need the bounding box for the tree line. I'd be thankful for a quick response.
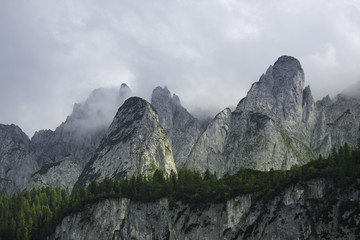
[1,142,359,240]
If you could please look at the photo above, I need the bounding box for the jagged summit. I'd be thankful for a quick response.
[0,124,39,193]
[151,86,202,169]
[272,55,304,80]
[119,83,132,98]
[74,96,177,189]
[151,86,186,129]
[236,55,309,122]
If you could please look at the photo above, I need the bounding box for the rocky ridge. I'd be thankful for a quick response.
[31,83,132,168]
[187,56,360,176]
[74,97,177,190]
[151,86,202,169]
[29,84,132,191]
[0,124,39,193]
[185,108,232,177]
[1,56,360,194]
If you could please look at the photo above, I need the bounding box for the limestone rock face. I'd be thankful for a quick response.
[185,108,232,176]
[74,97,177,189]
[0,178,20,196]
[51,178,360,240]
[188,56,318,174]
[312,94,360,157]
[29,160,81,192]
[151,86,202,169]
[0,124,39,192]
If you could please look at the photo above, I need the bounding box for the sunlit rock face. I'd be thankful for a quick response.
[74,97,177,190]
[185,108,232,177]
[151,86,202,169]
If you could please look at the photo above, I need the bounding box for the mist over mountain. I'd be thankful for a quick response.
[342,80,360,99]
[1,55,360,239]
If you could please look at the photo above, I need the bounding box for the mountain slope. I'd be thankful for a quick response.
[151,86,202,169]
[29,84,132,191]
[74,97,177,189]
[0,124,39,193]
[51,178,360,240]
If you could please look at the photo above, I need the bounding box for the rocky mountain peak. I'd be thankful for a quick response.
[272,55,304,83]
[0,124,30,152]
[107,97,151,136]
[151,86,175,130]
[151,86,198,131]
[151,86,202,169]
[236,55,308,122]
[119,83,132,99]
[74,97,177,189]
[0,124,38,192]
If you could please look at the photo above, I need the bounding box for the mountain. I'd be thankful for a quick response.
[313,94,360,156]
[50,178,360,240]
[31,83,133,168]
[29,84,132,191]
[185,108,232,176]
[0,124,38,194]
[0,84,133,195]
[151,86,202,169]
[74,97,177,190]
[1,55,360,239]
[186,56,360,176]
[223,56,317,172]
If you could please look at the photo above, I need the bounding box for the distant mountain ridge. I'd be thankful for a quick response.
[1,56,360,195]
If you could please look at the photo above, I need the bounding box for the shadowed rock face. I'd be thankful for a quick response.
[74,97,177,190]
[151,86,202,169]
[185,108,232,177]
[236,55,306,122]
[0,124,39,193]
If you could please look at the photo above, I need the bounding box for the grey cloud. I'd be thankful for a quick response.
[1,0,360,137]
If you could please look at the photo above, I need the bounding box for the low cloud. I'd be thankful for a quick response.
[1,1,360,136]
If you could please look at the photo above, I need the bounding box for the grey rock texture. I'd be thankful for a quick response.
[0,178,20,196]
[0,84,133,194]
[185,108,232,177]
[225,56,317,172]
[312,94,360,157]
[29,159,81,192]
[151,87,202,169]
[51,178,360,240]
[74,97,177,189]
[188,55,360,175]
[0,124,39,192]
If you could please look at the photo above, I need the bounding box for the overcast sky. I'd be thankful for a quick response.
[1,0,360,137]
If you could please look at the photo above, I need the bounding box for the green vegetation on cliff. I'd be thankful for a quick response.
[1,142,359,240]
